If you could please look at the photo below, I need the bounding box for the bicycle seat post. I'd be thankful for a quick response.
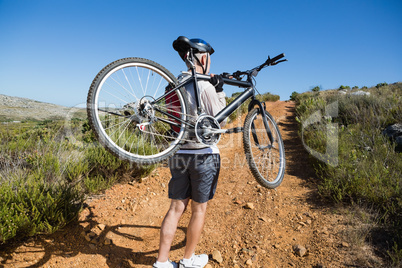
[188,49,203,115]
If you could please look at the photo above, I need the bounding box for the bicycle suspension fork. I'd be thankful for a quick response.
[248,97,275,147]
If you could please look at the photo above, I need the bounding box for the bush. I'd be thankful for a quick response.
[0,175,83,243]
[0,119,155,244]
[290,91,300,102]
[311,86,321,92]
[339,85,350,90]
[295,82,402,265]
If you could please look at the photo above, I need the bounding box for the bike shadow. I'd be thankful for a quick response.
[0,205,186,268]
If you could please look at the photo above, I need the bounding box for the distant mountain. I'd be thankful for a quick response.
[0,94,86,121]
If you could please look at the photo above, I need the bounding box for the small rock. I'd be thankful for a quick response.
[85,231,96,242]
[293,244,307,257]
[244,203,255,209]
[212,250,223,264]
[97,224,106,230]
[341,241,350,248]
[246,259,253,266]
[273,243,281,249]
[204,264,213,268]
[241,248,254,255]
[234,199,242,205]
[104,238,112,245]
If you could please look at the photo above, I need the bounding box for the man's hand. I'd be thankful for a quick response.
[210,74,224,92]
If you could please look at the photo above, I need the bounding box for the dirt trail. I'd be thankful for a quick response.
[0,101,378,268]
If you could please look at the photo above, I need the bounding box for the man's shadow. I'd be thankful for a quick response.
[0,205,187,267]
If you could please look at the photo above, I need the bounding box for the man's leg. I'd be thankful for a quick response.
[183,200,208,259]
[157,198,190,262]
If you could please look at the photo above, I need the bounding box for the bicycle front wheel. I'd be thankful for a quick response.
[243,108,285,188]
[87,58,189,165]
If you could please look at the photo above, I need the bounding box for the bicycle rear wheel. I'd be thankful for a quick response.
[87,58,189,165]
[243,108,285,188]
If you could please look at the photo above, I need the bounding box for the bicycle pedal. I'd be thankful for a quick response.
[226,127,243,133]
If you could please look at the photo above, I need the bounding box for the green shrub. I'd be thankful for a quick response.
[376,82,388,88]
[296,82,402,265]
[0,119,156,244]
[311,86,321,92]
[339,85,350,90]
[0,175,83,243]
[290,91,300,102]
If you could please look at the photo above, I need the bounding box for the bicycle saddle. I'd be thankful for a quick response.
[173,36,215,55]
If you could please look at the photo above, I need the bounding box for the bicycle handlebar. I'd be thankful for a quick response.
[198,53,286,88]
[231,53,286,80]
[270,53,286,63]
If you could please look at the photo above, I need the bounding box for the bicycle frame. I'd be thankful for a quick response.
[151,49,286,146]
[152,71,275,146]
[153,74,255,125]
[87,52,286,186]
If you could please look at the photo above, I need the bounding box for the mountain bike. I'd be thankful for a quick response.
[87,52,287,188]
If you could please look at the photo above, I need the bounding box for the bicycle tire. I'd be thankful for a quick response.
[87,57,189,165]
[243,108,285,188]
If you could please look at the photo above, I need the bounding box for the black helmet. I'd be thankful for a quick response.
[173,36,214,60]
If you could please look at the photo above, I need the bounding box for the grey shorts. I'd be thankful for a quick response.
[168,154,221,203]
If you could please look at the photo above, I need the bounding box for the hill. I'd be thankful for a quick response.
[0,94,85,121]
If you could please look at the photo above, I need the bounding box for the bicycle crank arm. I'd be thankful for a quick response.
[224,127,243,134]
[202,127,243,135]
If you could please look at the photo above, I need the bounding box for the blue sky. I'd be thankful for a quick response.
[0,0,401,107]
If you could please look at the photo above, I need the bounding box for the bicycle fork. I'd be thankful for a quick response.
[248,99,275,149]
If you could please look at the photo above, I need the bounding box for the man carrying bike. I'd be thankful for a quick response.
[153,36,226,268]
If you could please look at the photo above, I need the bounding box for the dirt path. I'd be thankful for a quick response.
[0,101,381,268]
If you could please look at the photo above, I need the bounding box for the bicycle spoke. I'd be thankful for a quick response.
[88,58,188,164]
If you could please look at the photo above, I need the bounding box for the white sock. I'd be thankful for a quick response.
[155,260,170,267]
[181,254,194,265]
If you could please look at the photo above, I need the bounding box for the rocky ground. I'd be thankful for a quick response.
[0,101,385,268]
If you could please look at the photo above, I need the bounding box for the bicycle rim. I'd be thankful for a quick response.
[87,58,188,164]
[243,108,285,188]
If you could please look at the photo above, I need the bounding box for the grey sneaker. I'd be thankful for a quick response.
[153,259,178,268]
[179,254,208,268]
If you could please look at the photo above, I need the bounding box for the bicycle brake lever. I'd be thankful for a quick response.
[222,72,231,78]
[271,59,287,66]
[276,59,288,64]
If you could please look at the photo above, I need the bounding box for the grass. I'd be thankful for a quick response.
[294,82,402,266]
[0,118,155,245]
